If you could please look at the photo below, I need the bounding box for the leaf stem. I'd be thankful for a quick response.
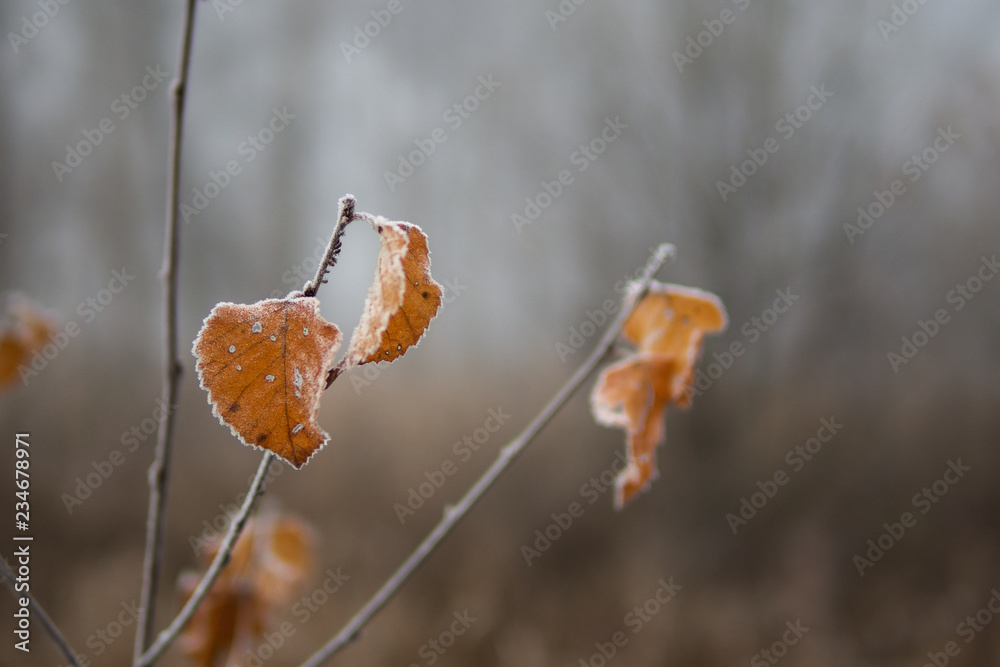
[133,0,198,663]
[298,244,675,667]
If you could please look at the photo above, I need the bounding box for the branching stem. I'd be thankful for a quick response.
[299,244,675,667]
[136,453,274,667]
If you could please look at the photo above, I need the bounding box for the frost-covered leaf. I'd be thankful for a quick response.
[192,297,341,468]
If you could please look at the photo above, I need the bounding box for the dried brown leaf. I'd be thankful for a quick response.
[192,297,342,468]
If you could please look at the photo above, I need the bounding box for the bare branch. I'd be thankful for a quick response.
[0,553,83,667]
[299,244,676,667]
[134,0,199,663]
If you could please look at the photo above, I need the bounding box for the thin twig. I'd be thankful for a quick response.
[0,553,83,667]
[302,195,356,298]
[299,243,676,667]
[134,0,199,663]
[137,453,275,667]
[137,195,352,665]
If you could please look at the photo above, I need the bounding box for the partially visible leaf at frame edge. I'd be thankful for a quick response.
[0,294,58,390]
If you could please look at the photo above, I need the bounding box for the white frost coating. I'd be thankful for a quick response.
[340,217,411,369]
[292,423,304,434]
[590,356,653,429]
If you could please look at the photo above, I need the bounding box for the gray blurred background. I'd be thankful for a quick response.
[2,0,1000,665]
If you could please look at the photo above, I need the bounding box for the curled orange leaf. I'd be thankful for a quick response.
[591,280,727,508]
[329,218,442,384]
[592,356,681,509]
